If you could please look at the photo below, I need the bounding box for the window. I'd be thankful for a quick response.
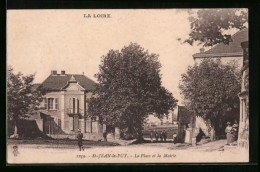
[45,97,59,110]
[48,98,54,110]
[73,98,75,113]
[69,98,80,113]
[43,98,47,109]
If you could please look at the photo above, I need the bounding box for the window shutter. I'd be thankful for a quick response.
[73,98,75,113]
[77,99,80,113]
[55,98,59,110]
[47,98,50,110]
[44,98,47,109]
[69,98,71,113]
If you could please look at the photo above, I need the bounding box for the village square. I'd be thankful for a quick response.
[7,9,249,163]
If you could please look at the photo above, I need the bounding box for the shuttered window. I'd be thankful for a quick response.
[43,98,47,109]
[55,98,59,110]
[48,98,54,110]
[46,98,59,110]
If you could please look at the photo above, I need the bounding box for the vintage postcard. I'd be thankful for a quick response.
[7,9,249,164]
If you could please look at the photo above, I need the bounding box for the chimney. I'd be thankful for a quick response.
[61,70,66,75]
[51,70,57,75]
[200,48,205,53]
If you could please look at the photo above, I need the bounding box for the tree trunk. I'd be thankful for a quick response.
[136,127,144,141]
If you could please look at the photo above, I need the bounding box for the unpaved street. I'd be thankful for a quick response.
[7,139,248,164]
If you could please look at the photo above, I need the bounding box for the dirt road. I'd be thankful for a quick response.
[7,139,248,164]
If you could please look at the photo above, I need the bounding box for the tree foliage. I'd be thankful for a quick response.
[7,66,43,122]
[179,59,241,130]
[88,43,177,137]
[183,9,248,47]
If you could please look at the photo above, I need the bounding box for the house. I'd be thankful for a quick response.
[193,28,248,68]
[191,28,248,144]
[238,41,249,150]
[34,70,105,141]
[145,110,175,126]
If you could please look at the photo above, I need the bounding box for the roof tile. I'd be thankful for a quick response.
[41,74,96,91]
[193,28,248,58]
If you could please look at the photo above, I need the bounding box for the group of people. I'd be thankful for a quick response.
[225,120,239,145]
[150,130,168,143]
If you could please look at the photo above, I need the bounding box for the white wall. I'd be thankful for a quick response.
[194,56,243,69]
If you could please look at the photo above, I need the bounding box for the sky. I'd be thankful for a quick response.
[7,9,202,105]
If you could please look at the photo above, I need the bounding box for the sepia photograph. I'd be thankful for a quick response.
[6,8,250,164]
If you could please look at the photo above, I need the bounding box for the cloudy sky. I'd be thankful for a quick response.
[7,9,203,104]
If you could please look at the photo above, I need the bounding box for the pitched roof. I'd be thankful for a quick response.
[31,83,41,91]
[177,106,193,124]
[40,74,97,91]
[193,28,248,59]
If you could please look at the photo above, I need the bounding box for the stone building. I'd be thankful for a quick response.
[238,41,249,150]
[193,28,248,68]
[190,28,248,144]
[34,70,105,140]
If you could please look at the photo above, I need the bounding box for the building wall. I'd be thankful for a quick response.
[145,111,174,126]
[63,89,85,133]
[43,91,62,119]
[194,56,243,68]
[35,81,105,140]
[238,41,249,150]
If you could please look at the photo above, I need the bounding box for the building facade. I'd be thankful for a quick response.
[191,28,248,144]
[238,41,249,150]
[193,28,248,68]
[35,70,104,140]
[145,110,176,126]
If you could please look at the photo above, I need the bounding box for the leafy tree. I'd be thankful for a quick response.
[179,59,241,140]
[181,9,248,47]
[7,66,43,137]
[88,43,177,139]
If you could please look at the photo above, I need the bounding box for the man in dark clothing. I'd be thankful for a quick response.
[150,131,154,143]
[160,131,163,142]
[162,130,167,142]
[164,130,167,142]
[173,133,177,144]
[77,129,84,151]
[103,131,107,142]
[155,131,159,142]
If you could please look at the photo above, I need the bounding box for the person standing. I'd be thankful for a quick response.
[155,131,159,142]
[103,131,107,142]
[160,131,163,142]
[173,133,177,144]
[77,129,84,151]
[150,130,154,143]
[225,122,233,145]
[164,130,167,142]
[232,120,239,142]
